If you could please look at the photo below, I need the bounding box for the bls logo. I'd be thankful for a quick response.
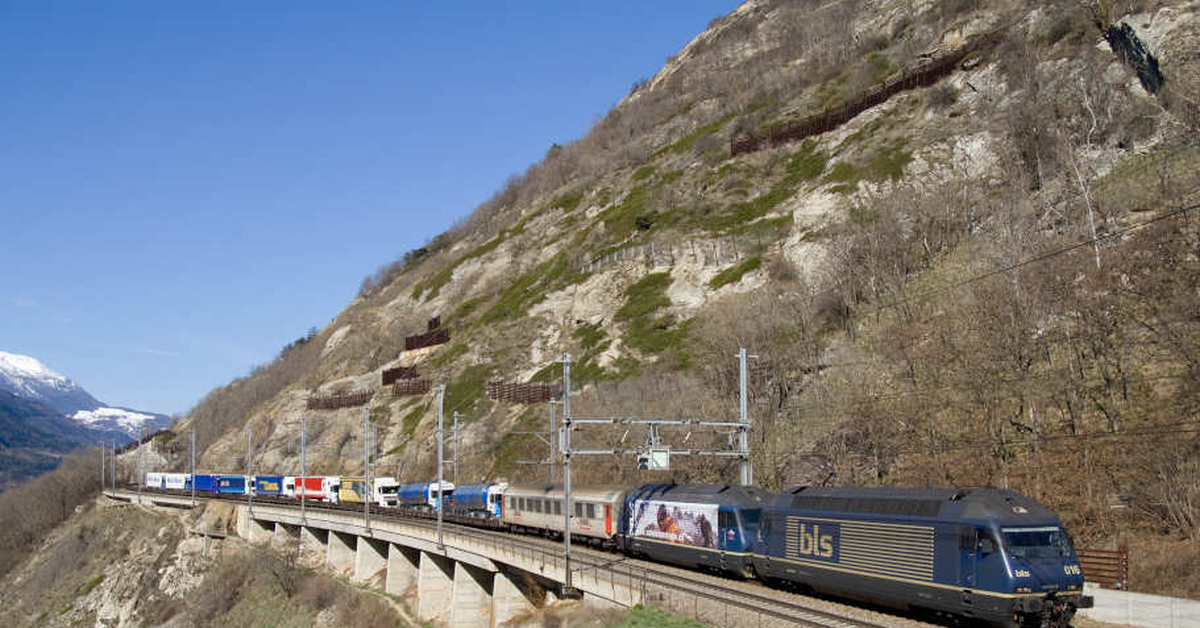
[796,523,836,558]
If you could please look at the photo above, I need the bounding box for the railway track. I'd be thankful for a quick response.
[124,487,943,628]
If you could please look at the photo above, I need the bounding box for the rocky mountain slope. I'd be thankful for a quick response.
[161,0,1198,594]
[0,391,106,489]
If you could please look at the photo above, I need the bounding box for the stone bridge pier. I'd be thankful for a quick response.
[111,491,640,628]
[240,507,545,627]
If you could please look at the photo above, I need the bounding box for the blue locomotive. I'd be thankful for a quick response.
[753,486,1092,627]
[620,483,768,577]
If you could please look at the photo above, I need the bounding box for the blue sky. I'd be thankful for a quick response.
[1,2,741,415]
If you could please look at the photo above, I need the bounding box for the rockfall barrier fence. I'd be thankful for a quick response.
[306,390,374,410]
[393,378,433,397]
[382,366,420,386]
[730,31,1004,157]
[486,380,562,404]
[405,328,449,352]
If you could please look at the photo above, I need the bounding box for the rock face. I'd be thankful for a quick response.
[0,498,210,628]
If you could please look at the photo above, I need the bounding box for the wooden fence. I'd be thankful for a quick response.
[486,380,562,404]
[393,378,433,397]
[1078,546,1129,589]
[306,390,374,410]
[730,31,1003,157]
[382,366,420,386]
[405,328,450,352]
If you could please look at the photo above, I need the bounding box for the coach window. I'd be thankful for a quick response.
[575,502,583,517]
[554,500,562,515]
[586,503,596,518]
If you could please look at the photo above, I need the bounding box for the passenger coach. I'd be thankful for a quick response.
[502,484,626,546]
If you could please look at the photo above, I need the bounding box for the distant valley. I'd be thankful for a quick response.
[0,350,171,489]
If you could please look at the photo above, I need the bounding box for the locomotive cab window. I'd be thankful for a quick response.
[1001,526,1071,559]
[959,526,977,550]
[718,511,734,528]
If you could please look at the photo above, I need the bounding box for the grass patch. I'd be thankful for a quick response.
[661,169,685,185]
[615,273,673,322]
[551,189,585,213]
[598,184,653,240]
[824,139,912,194]
[572,321,608,353]
[864,50,897,83]
[400,404,425,436]
[632,165,656,182]
[412,232,507,301]
[701,140,826,233]
[428,342,468,369]
[443,363,493,417]
[616,272,690,359]
[656,112,735,156]
[606,604,709,628]
[709,256,762,289]
[480,250,589,324]
[450,295,488,325]
[79,573,105,596]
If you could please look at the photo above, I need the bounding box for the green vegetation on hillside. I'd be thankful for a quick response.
[656,112,735,156]
[616,272,690,361]
[480,250,589,323]
[413,231,508,301]
[709,256,762,289]
[825,138,913,194]
[702,140,827,233]
[444,363,493,417]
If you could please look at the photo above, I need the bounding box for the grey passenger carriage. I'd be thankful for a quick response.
[501,484,626,546]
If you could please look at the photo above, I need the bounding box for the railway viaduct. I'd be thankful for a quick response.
[105,489,647,628]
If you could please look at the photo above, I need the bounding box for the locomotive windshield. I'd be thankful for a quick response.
[1001,526,1073,560]
[740,508,762,528]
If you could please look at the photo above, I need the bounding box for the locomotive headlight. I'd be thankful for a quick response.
[1015,586,1032,593]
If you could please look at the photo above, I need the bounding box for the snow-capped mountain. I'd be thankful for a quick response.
[0,350,101,415]
[0,350,171,440]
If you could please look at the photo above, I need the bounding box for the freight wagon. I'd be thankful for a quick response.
[283,476,340,503]
[397,481,454,511]
[446,483,506,520]
[253,475,285,496]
